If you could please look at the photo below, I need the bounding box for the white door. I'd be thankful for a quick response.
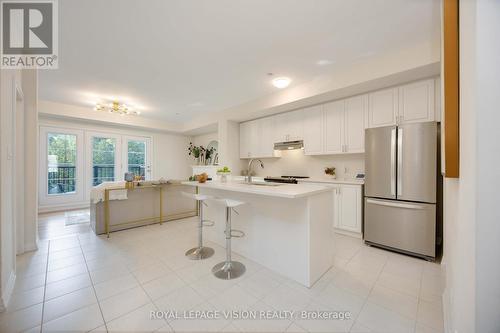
[123,136,152,180]
[344,96,366,153]
[367,88,398,128]
[338,185,362,233]
[239,122,251,158]
[398,79,435,124]
[259,117,275,157]
[324,100,344,154]
[39,127,85,207]
[303,105,324,155]
[86,132,122,188]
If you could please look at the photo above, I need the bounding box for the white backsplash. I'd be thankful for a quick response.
[242,149,365,179]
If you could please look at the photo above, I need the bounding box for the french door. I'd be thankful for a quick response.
[39,127,85,208]
[85,132,122,187]
[40,126,152,210]
[123,136,151,180]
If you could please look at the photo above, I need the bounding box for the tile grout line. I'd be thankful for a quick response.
[77,236,109,333]
[39,241,51,333]
[128,267,174,332]
[413,263,425,332]
[347,249,389,331]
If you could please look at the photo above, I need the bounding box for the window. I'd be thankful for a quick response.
[127,140,146,179]
[92,137,116,185]
[47,133,77,195]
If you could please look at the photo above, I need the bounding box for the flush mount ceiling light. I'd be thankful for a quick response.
[94,101,140,116]
[272,77,291,89]
[316,59,333,66]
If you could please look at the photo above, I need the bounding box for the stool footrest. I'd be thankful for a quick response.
[202,219,215,227]
[230,229,245,238]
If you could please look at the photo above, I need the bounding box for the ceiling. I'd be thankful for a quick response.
[39,0,440,123]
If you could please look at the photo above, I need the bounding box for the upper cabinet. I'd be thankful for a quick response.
[324,100,344,154]
[367,87,398,128]
[274,110,303,142]
[367,79,436,128]
[240,78,438,159]
[304,96,365,156]
[344,96,366,153]
[398,79,435,124]
[303,105,324,155]
[239,117,277,159]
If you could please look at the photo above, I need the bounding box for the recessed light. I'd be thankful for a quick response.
[272,77,291,89]
[316,59,333,66]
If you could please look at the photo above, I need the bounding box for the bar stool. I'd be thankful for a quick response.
[212,199,246,280]
[182,192,215,260]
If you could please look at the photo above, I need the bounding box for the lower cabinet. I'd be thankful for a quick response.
[333,184,363,234]
[302,182,363,236]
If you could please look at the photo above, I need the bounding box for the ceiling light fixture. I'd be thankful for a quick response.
[316,59,333,66]
[272,77,291,89]
[94,101,140,116]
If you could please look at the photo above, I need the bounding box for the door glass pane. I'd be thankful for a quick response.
[47,133,77,195]
[92,137,116,186]
[128,140,146,179]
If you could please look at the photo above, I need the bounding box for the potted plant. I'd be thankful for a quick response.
[188,142,204,164]
[324,167,336,179]
[205,146,216,165]
[217,166,231,183]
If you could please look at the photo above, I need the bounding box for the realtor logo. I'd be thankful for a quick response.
[1,0,58,68]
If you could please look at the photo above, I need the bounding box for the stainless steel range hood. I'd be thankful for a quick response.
[273,140,304,151]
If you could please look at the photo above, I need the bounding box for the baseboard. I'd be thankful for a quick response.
[333,229,362,239]
[0,271,16,312]
[39,202,89,213]
[23,241,38,253]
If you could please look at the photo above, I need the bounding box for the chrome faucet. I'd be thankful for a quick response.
[246,159,264,183]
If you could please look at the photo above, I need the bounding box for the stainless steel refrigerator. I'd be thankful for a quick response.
[364,122,439,259]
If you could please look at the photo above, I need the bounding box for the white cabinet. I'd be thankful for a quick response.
[367,87,398,128]
[239,117,277,159]
[303,96,365,155]
[303,105,324,155]
[324,100,344,154]
[239,121,251,158]
[344,96,366,153]
[274,110,303,142]
[334,185,362,233]
[259,117,276,157]
[398,79,435,124]
[298,181,363,235]
[367,79,436,128]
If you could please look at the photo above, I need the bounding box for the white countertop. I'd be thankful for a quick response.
[298,178,364,185]
[181,180,331,199]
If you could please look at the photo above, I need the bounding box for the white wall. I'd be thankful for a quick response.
[0,69,38,309]
[192,131,218,148]
[0,69,20,310]
[39,116,193,212]
[474,0,500,331]
[443,1,500,332]
[246,150,364,179]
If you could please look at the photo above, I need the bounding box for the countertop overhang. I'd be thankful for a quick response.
[181,180,331,199]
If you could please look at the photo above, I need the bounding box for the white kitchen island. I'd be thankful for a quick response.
[182,180,334,287]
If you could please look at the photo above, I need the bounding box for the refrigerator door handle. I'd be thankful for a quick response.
[390,128,397,196]
[366,199,425,210]
[397,128,403,197]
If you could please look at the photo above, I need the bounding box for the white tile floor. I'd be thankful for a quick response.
[1,210,445,333]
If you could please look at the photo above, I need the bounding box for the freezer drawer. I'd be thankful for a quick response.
[364,198,436,258]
